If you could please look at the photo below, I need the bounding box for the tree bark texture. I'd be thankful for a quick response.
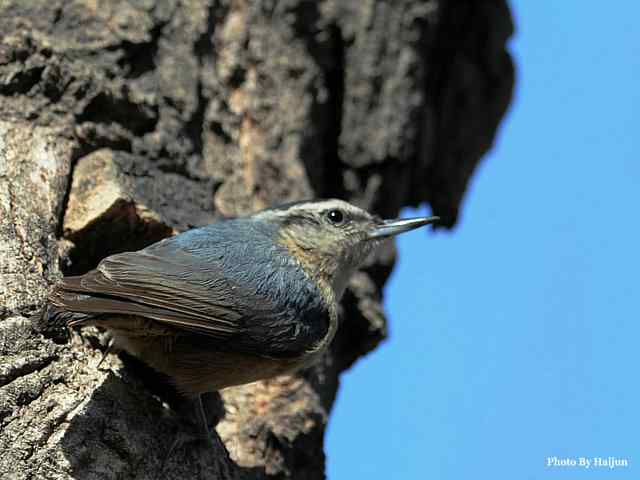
[0,1,514,478]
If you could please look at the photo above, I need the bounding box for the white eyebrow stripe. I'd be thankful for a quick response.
[254,199,372,223]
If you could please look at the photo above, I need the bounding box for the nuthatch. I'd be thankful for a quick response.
[39,199,438,437]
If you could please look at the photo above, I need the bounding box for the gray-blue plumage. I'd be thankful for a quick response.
[46,217,330,358]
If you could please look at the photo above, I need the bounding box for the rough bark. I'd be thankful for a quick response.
[0,1,514,479]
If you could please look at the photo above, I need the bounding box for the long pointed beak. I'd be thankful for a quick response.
[368,216,440,239]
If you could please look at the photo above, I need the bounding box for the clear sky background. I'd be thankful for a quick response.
[327,1,639,478]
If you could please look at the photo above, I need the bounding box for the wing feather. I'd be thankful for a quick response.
[47,219,331,358]
[51,245,260,338]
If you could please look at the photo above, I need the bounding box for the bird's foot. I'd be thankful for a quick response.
[95,337,115,370]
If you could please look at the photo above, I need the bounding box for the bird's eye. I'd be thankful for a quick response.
[326,209,345,225]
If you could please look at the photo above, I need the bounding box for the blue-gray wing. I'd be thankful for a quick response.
[50,238,278,338]
[47,229,330,357]
[50,248,243,337]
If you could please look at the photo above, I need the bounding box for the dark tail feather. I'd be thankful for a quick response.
[31,303,94,342]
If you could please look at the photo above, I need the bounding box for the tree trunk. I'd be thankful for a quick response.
[0,1,514,478]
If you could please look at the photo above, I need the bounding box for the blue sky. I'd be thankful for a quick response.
[327,1,639,478]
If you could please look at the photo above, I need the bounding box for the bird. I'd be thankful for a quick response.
[38,199,438,440]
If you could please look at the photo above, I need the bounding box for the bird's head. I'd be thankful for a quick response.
[255,199,439,300]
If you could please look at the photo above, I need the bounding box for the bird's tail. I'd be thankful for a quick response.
[31,286,97,340]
